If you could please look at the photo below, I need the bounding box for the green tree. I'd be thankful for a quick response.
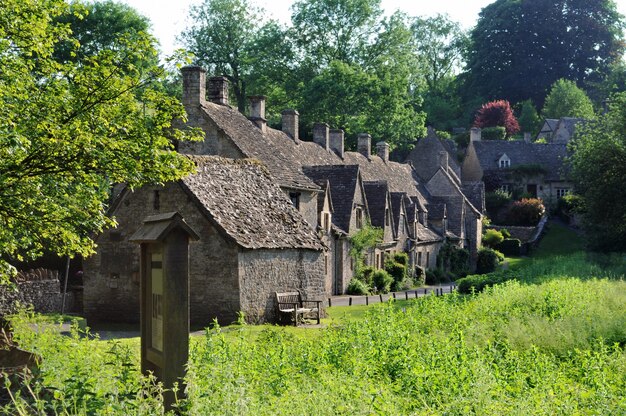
[291,0,383,68]
[0,0,201,279]
[542,79,596,119]
[464,0,625,106]
[181,0,293,113]
[568,92,626,251]
[517,100,541,135]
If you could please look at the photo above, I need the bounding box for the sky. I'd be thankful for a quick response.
[120,0,626,58]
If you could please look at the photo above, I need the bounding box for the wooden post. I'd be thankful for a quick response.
[366,296,369,306]
[328,298,332,307]
[405,291,408,300]
[379,294,383,302]
[392,292,396,300]
[349,297,352,306]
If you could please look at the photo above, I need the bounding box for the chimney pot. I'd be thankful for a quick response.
[248,95,266,132]
[376,141,390,162]
[281,109,299,140]
[313,123,329,150]
[181,66,206,107]
[357,133,372,158]
[329,129,344,159]
[470,127,482,142]
[208,76,229,106]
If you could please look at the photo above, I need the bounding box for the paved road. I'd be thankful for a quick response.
[327,283,456,307]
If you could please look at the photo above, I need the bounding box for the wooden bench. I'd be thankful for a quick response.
[275,291,321,326]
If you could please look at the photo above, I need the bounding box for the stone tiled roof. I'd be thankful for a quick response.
[462,181,486,213]
[415,222,443,243]
[390,192,407,236]
[200,103,320,191]
[427,202,447,220]
[181,156,324,250]
[363,181,389,229]
[302,165,362,234]
[405,132,461,181]
[472,141,568,181]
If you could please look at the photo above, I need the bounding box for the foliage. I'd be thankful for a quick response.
[424,268,445,285]
[496,238,522,256]
[346,278,369,295]
[473,100,520,136]
[506,198,546,226]
[371,269,393,293]
[507,164,547,180]
[348,223,383,275]
[7,265,626,414]
[500,228,511,239]
[384,257,408,291]
[464,0,625,106]
[436,242,470,278]
[568,93,626,251]
[0,0,201,281]
[482,229,504,248]
[481,126,507,141]
[476,247,503,274]
[355,265,375,287]
[517,100,541,135]
[542,79,595,119]
[392,252,408,266]
[485,190,512,217]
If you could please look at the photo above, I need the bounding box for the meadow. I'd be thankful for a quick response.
[2,224,625,415]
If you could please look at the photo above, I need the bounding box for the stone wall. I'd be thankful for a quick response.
[84,182,241,326]
[238,249,325,323]
[0,279,67,316]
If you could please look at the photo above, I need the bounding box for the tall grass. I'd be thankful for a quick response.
[3,254,625,415]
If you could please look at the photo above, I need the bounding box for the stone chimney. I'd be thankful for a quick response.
[470,127,482,142]
[248,96,266,132]
[376,141,390,162]
[281,109,299,140]
[439,151,448,170]
[313,123,329,151]
[357,133,371,158]
[329,129,344,159]
[523,132,531,143]
[207,76,229,106]
[181,66,206,107]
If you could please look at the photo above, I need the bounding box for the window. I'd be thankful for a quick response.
[499,184,510,193]
[289,192,301,209]
[322,212,331,232]
[426,252,430,268]
[324,254,329,274]
[556,188,570,198]
[355,207,363,229]
[417,251,422,266]
[385,208,390,227]
[376,253,381,269]
[499,159,510,168]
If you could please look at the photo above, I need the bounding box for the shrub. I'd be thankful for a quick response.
[384,258,407,292]
[357,266,375,286]
[372,270,393,293]
[497,238,522,256]
[392,252,409,266]
[485,190,512,216]
[476,247,503,274]
[437,243,470,278]
[482,229,504,248]
[481,126,507,140]
[456,271,511,294]
[414,267,425,286]
[346,278,369,295]
[454,131,470,148]
[500,228,511,238]
[425,268,445,285]
[507,198,545,226]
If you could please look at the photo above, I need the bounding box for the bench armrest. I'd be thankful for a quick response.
[301,300,322,307]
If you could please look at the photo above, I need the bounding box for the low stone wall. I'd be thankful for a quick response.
[0,269,72,316]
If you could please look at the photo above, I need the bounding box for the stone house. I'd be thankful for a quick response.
[462,128,571,205]
[83,156,325,326]
[174,66,482,292]
[536,117,584,144]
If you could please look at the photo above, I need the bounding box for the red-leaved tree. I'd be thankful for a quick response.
[474,100,520,136]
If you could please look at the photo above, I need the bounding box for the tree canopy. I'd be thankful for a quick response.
[568,92,626,251]
[542,79,595,119]
[464,0,625,106]
[474,100,520,136]
[0,0,201,278]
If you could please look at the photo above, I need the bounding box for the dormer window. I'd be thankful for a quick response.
[499,154,511,168]
[289,192,301,209]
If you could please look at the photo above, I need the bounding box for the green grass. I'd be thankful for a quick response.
[534,221,584,257]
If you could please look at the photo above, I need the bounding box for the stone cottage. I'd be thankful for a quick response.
[461,128,571,205]
[83,156,325,326]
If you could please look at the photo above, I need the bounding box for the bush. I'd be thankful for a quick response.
[476,247,503,274]
[414,267,425,286]
[485,190,512,216]
[456,271,511,294]
[454,131,470,148]
[481,126,507,140]
[384,258,407,292]
[425,268,445,285]
[346,278,369,295]
[482,229,504,248]
[357,266,375,286]
[500,228,511,238]
[507,198,545,226]
[497,238,522,256]
[392,252,409,266]
[473,100,520,136]
[372,270,393,293]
